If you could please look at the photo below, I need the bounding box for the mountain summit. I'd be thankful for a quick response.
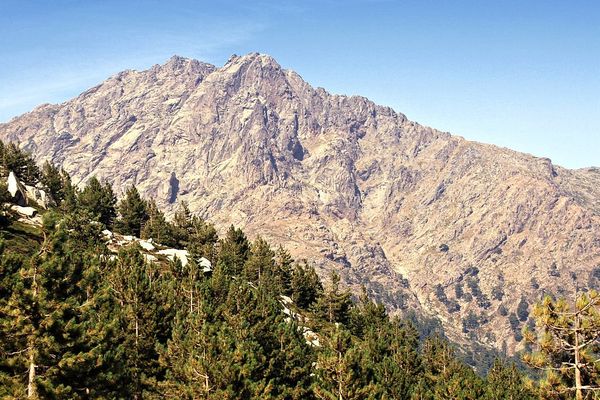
[1,53,599,352]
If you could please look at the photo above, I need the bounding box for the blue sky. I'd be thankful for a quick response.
[0,0,598,168]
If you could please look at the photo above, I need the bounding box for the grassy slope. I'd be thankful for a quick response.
[0,215,43,256]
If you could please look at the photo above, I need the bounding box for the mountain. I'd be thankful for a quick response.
[1,53,599,353]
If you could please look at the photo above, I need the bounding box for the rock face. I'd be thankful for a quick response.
[102,228,212,271]
[1,53,599,352]
[10,205,37,217]
[6,170,52,208]
[23,184,52,209]
[7,171,27,206]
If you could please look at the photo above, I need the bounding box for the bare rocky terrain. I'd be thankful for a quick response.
[1,53,599,353]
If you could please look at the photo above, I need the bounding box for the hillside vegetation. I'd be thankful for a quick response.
[0,143,598,399]
[2,54,599,356]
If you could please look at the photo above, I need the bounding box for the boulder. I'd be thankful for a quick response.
[6,171,53,209]
[7,171,27,206]
[10,205,37,217]
[24,184,52,209]
[198,256,212,272]
[17,215,43,226]
[158,248,189,266]
[138,239,155,251]
[303,329,320,347]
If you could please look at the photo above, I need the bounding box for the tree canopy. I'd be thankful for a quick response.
[0,141,597,399]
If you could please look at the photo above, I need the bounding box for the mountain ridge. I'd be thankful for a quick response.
[1,52,599,353]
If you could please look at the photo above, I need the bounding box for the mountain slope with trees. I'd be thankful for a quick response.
[0,54,599,356]
[0,146,598,399]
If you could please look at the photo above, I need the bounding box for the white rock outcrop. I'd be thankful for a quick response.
[7,171,27,206]
[10,205,37,217]
[198,256,212,272]
[6,171,53,208]
[138,239,155,251]
[158,248,190,267]
[24,184,51,209]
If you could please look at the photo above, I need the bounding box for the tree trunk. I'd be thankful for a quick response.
[27,349,36,399]
[574,313,583,400]
[27,266,38,399]
[134,315,139,400]
[190,281,194,314]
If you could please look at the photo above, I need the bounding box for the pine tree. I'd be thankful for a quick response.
[218,225,250,276]
[345,289,423,398]
[59,168,78,213]
[373,319,423,399]
[141,199,175,246]
[222,282,276,396]
[168,201,218,255]
[523,291,600,400]
[160,269,241,399]
[166,254,204,316]
[266,321,315,399]
[78,176,117,228]
[314,271,353,326]
[107,246,170,399]
[170,201,193,247]
[157,256,214,398]
[231,282,314,398]
[60,206,108,246]
[484,359,537,399]
[0,211,120,398]
[275,245,294,296]
[243,237,276,285]
[1,142,41,184]
[290,261,323,310]
[116,185,148,236]
[419,335,485,399]
[0,181,11,227]
[40,161,64,204]
[313,325,382,400]
[185,212,218,261]
[191,220,218,259]
[159,266,315,399]
[158,308,214,398]
[0,247,29,398]
[348,287,387,338]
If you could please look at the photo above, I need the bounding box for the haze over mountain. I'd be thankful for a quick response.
[1,53,599,352]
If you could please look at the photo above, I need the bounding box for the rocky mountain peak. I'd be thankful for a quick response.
[224,52,281,69]
[158,55,216,76]
[0,54,598,354]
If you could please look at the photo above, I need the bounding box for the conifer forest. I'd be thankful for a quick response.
[0,141,598,399]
